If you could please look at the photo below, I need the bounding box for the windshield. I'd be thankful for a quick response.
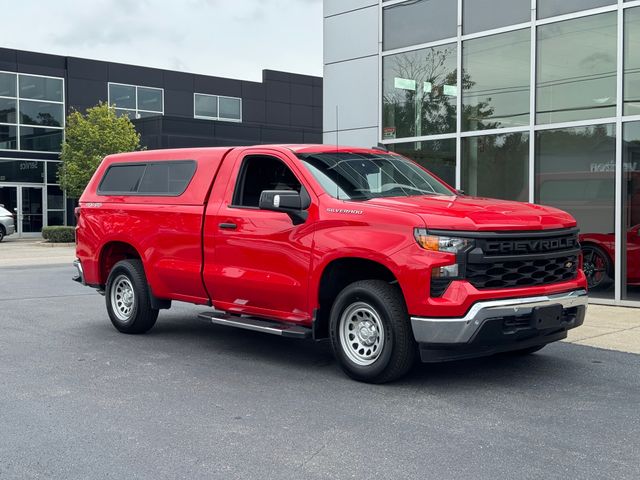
[298,152,453,200]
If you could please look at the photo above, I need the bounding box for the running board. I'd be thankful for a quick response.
[198,311,312,339]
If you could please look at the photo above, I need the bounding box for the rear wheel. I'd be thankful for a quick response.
[329,280,416,383]
[105,259,158,334]
[582,244,612,290]
[0,226,5,242]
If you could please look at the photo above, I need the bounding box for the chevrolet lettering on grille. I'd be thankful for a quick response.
[485,237,578,254]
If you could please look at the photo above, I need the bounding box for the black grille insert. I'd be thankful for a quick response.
[460,228,580,290]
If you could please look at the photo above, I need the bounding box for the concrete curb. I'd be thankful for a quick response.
[35,241,76,248]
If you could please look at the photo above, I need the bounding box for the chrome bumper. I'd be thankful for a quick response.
[411,289,588,344]
[72,258,85,285]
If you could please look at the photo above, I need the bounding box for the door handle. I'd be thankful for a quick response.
[219,222,237,230]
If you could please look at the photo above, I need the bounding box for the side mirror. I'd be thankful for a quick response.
[259,190,310,225]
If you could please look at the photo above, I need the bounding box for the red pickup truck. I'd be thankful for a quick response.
[73,145,588,383]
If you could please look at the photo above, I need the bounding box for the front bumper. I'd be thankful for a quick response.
[411,289,588,362]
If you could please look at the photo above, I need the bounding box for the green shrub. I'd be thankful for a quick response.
[42,226,75,243]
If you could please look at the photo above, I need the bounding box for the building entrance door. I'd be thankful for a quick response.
[0,185,44,236]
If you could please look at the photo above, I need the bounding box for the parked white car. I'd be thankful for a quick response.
[0,205,16,242]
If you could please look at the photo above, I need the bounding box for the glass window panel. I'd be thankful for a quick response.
[109,84,136,109]
[47,161,60,184]
[623,122,640,300]
[462,29,530,131]
[138,161,197,195]
[47,185,64,210]
[536,13,617,124]
[19,100,64,127]
[535,124,615,299]
[115,108,136,119]
[137,87,162,112]
[538,0,615,19]
[383,0,457,51]
[0,125,17,150]
[0,72,16,97]
[195,93,218,118]
[383,43,457,138]
[98,164,146,193]
[47,210,65,226]
[462,132,529,201]
[20,127,63,152]
[389,139,456,188]
[0,159,44,183]
[0,98,17,123]
[624,7,640,116]
[19,75,63,102]
[219,97,241,121]
[463,0,530,35]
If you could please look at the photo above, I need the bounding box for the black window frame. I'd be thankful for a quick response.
[97,160,197,196]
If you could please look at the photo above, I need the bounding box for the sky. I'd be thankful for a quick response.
[3,0,323,82]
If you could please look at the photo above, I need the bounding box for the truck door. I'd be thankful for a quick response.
[202,149,316,324]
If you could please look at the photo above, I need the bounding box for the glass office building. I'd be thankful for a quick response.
[324,0,640,306]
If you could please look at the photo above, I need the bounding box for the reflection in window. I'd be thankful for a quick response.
[623,122,640,300]
[0,126,17,150]
[383,44,457,139]
[624,7,640,116]
[389,138,456,188]
[108,83,163,119]
[18,75,63,102]
[0,72,16,97]
[19,101,64,127]
[535,124,616,298]
[537,0,615,19]
[537,13,617,124]
[47,185,64,210]
[463,0,530,35]
[462,132,529,201]
[0,98,17,123]
[383,0,457,51]
[194,93,242,122]
[462,29,530,131]
[20,127,64,152]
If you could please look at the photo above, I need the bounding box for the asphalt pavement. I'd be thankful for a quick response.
[0,264,639,479]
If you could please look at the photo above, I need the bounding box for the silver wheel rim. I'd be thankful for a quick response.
[110,275,135,321]
[339,301,385,366]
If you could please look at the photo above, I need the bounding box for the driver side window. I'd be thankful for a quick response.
[232,155,302,207]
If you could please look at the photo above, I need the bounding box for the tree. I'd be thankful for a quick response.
[58,102,142,198]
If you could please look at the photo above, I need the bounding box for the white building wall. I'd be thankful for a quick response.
[323,1,380,148]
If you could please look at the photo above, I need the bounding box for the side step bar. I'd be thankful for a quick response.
[198,311,312,339]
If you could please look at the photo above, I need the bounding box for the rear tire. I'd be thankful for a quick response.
[329,280,416,383]
[105,259,158,334]
[0,226,5,242]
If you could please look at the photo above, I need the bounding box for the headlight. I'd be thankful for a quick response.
[414,228,473,253]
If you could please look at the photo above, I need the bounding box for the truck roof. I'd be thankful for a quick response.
[104,144,389,162]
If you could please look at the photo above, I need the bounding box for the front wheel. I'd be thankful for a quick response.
[329,280,416,383]
[105,259,158,334]
[0,226,5,242]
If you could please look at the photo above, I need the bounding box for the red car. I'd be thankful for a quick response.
[580,225,640,289]
[73,145,588,383]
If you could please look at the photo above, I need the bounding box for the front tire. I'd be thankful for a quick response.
[105,259,158,334]
[0,226,5,242]
[329,280,416,383]
[582,244,612,290]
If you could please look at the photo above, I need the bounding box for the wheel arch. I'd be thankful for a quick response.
[313,256,405,339]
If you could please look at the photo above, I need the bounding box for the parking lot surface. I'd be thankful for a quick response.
[1,264,639,479]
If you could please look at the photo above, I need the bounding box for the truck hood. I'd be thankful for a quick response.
[363,195,576,231]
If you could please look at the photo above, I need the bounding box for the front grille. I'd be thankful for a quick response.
[460,228,580,290]
[466,254,578,289]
